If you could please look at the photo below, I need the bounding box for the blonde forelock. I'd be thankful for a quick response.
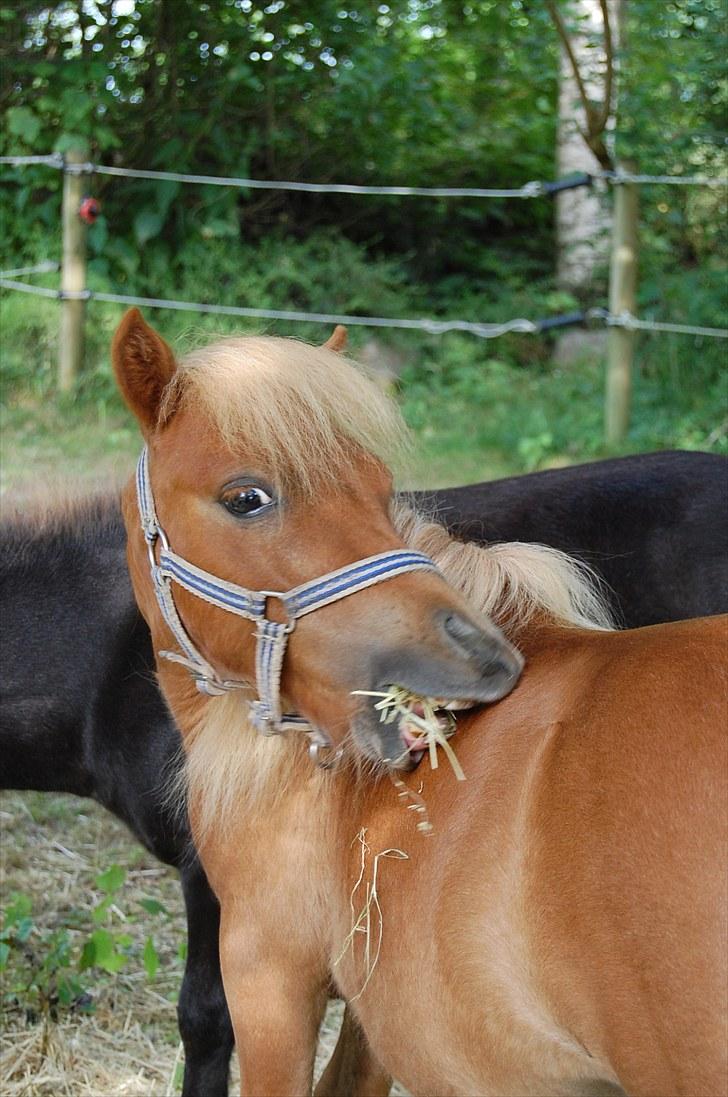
[160,336,409,495]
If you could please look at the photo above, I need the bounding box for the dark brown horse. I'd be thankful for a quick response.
[113,310,727,1096]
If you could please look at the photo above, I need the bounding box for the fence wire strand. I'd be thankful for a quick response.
[0,274,538,338]
[0,154,548,197]
[2,153,726,192]
[591,308,728,339]
[0,154,64,168]
[599,170,728,188]
[2,270,726,340]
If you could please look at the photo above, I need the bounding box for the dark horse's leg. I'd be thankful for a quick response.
[177,859,235,1097]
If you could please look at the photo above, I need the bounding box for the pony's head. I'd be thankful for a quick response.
[113,309,522,768]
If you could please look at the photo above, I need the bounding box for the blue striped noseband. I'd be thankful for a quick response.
[135,447,440,750]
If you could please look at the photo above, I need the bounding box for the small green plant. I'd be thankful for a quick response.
[0,865,166,1023]
[1,891,89,1019]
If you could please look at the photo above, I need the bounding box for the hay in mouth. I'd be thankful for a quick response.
[352,685,467,781]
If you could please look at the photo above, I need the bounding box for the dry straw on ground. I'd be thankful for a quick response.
[0,791,360,1096]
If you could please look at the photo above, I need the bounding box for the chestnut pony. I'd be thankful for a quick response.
[114,310,727,1097]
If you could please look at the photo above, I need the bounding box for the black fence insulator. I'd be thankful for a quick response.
[541,173,593,196]
[535,310,587,333]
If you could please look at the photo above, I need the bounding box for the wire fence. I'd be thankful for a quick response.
[4,267,725,341]
[0,154,726,348]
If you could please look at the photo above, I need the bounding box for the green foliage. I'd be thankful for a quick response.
[0,865,169,1023]
[1,2,725,486]
[1,0,560,276]
[1,230,415,410]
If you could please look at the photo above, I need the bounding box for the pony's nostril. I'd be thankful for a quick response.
[440,611,522,679]
[442,611,488,650]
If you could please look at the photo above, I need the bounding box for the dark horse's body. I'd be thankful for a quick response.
[2,449,726,1096]
[0,501,234,1096]
[424,449,728,627]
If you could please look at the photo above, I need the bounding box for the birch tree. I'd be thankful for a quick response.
[548,0,618,291]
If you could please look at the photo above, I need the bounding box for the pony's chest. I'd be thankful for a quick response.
[330,799,598,1095]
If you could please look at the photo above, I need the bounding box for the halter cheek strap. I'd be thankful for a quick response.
[136,447,440,741]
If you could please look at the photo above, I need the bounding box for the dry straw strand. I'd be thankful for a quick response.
[333,828,408,1001]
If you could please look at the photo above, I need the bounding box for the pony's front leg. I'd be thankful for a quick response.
[220,907,328,1096]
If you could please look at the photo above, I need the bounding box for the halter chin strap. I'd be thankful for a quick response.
[136,447,440,743]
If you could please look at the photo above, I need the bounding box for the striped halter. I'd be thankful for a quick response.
[136,447,440,748]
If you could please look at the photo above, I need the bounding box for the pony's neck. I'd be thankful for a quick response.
[153,501,613,850]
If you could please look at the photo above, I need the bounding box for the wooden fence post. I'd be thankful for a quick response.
[59,147,89,392]
[605,161,639,444]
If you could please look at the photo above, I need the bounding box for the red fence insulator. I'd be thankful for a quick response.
[79,196,101,224]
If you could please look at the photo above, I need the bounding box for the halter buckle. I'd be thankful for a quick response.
[309,740,344,770]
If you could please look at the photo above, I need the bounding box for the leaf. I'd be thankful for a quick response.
[56,975,80,1006]
[134,209,164,246]
[139,898,168,917]
[173,1062,185,1091]
[89,215,108,253]
[95,864,126,895]
[54,134,89,156]
[154,179,181,219]
[3,893,32,927]
[79,938,95,972]
[106,237,139,278]
[143,936,159,981]
[2,893,33,944]
[200,218,239,239]
[80,930,128,974]
[6,107,41,144]
[0,942,10,969]
[92,895,113,924]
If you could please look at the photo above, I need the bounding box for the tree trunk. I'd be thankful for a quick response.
[555,0,616,291]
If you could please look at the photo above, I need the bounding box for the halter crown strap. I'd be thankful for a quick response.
[136,447,440,736]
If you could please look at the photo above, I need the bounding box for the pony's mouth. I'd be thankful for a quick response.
[352,690,478,771]
[399,699,471,753]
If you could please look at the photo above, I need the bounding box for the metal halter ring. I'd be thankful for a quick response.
[258,590,297,634]
[146,525,169,569]
[309,740,345,770]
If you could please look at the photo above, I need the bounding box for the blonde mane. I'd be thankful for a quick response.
[161,336,409,495]
[391,501,615,633]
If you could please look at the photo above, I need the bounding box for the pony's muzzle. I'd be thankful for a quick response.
[354,609,524,766]
[366,608,523,707]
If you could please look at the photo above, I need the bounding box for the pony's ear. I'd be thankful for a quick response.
[323,324,348,353]
[112,309,178,436]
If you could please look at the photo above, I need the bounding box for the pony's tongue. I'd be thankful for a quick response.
[400,704,447,753]
[402,723,429,753]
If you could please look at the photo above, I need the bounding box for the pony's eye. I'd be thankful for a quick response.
[221,486,274,518]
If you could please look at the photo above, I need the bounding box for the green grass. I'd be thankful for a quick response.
[2,337,726,498]
[2,340,725,498]
[399,345,728,486]
[1,241,726,496]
